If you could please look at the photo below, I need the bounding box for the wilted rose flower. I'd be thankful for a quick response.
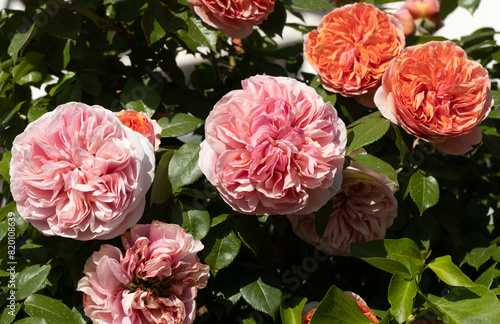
[304,2,405,107]
[301,292,378,323]
[116,109,162,151]
[394,8,415,36]
[287,162,398,256]
[402,0,440,19]
[9,102,155,240]
[199,75,346,216]
[77,221,210,324]
[187,0,275,39]
[374,41,493,155]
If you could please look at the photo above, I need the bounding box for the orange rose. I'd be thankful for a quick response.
[374,41,493,155]
[304,3,405,107]
[187,0,275,39]
[116,110,162,151]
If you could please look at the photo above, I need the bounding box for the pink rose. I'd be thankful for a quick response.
[77,221,210,324]
[402,0,440,19]
[199,75,346,215]
[395,8,415,36]
[9,102,155,240]
[287,162,398,256]
[303,2,405,107]
[116,109,162,151]
[187,0,276,39]
[374,41,493,155]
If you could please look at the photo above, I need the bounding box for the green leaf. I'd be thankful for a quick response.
[202,220,241,275]
[0,300,21,324]
[281,297,308,324]
[150,151,173,205]
[388,272,417,323]
[185,16,218,52]
[27,104,48,124]
[44,9,81,40]
[12,53,45,84]
[351,238,421,275]
[120,78,160,117]
[314,198,333,240]
[309,285,372,324]
[13,317,48,323]
[158,113,203,138]
[23,294,80,324]
[432,285,500,323]
[182,209,211,240]
[168,141,203,192]
[8,21,37,60]
[475,262,497,288]
[0,151,12,183]
[141,3,168,44]
[234,215,265,255]
[352,154,398,185]
[428,255,476,287]
[409,171,439,215]
[458,0,481,14]
[461,245,496,270]
[393,246,425,267]
[240,266,282,319]
[15,264,51,300]
[289,0,333,11]
[19,243,47,264]
[347,118,390,155]
[77,72,101,97]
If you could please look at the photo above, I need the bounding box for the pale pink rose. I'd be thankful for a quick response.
[395,8,415,36]
[287,163,398,256]
[9,102,155,240]
[374,41,493,155]
[199,75,346,215]
[303,2,405,107]
[187,0,275,39]
[116,109,162,151]
[402,0,440,19]
[77,221,210,324]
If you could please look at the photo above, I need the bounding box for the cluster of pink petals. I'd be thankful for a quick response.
[374,41,493,155]
[402,0,440,19]
[116,109,162,151]
[395,0,442,36]
[288,162,398,256]
[304,2,405,106]
[77,221,210,324]
[187,0,276,38]
[9,102,155,240]
[301,292,379,323]
[199,75,346,216]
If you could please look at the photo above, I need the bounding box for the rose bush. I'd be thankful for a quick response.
[287,161,398,256]
[77,221,210,323]
[374,40,493,155]
[9,102,155,240]
[303,2,405,107]
[199,75,346,215]
[187,0,276,38]
[2,0,500,323]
